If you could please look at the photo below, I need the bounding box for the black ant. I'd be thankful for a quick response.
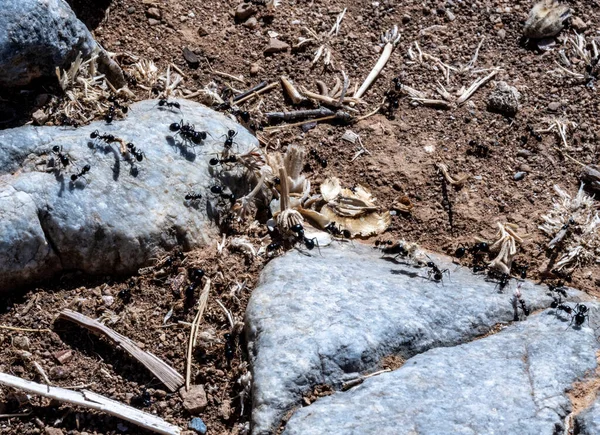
[170,120,207,147]
[185,192,202,204]
[267,242,281,253]
[209,155,237,166]
[70,164,90,182]
[377,241,408,259]
[511,263,528,279]
[551,268,572,283]
[222,129,238,149]
[380,77,402,120]
[126,143,145,162]
[526,124,542,142]
[118,287,132,304]
[488,269,510,292]
[51,145,70,169]
[425,256,449,282]
[210,184,235,203]
[132,389,152,408]
[158,99,181,111]
[512,283,529,320]
[290,224,321,255]
[570,304,589,327]
[90,130,117,143]
[309,149,327,168]
[467,140,490,158]
[224,332,235,362]
[105,96,128,124]
[437,166,453,233]
[454,244,467,259]
[325,222,350,239]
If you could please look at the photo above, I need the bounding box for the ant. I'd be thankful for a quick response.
[51,145,70,169]
[126,143,145,162]
[59,114,80,128]
[170,120,207,147]
[467,140,490,158]
[309,149,327,168]
[185,192,202,203]
[551,268,572,283]
[70,164,90,182]
[209,155,237,166]
[570,304,589,327]
[210,184,235,203]
[511,263,528,279]
[158,99,181,111]
[267,241,281,253]
[224,332,235,362]
[512,283,530,320]
[290,224,321,255]
[118,287,132,304]
[454,244,468,259]
[90,130,117,143]
[380,77,402,120]
[425,256,449,282]
[471,242,489,256]
[488,269,510,292]
[222,130,238,149]
[325,222,350,239]
[377,240,408,259]
[132,390,152,408]
[526,124,542,142]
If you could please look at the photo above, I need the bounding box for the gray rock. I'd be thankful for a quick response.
[284,309,599,434]
[576,395,600,434]
[0,0,97,87]
[0,99,256,290]
[514,171,526,181]
[246,243,569,434]
[487,81,520,116]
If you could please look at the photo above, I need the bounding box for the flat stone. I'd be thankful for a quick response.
[180,385,208,414]
[235,3,257,21]
[188,417,207,434]
[514,171,526,180]
[576,394,600,434]
[571,16,588,32]
[146,7,161,19]
[0,0,98,87]
[148,18,160,26]
[243,17,259,29]
[246,242,564,434]
[548,101,562,111]
[264,38,290,55]
[284,309,599,434]
[183,47,200,68]
[0,99,256,291]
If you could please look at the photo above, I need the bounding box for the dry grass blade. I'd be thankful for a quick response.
[0,372,181,435]
[58,310,184,392]
[186,278,211,390]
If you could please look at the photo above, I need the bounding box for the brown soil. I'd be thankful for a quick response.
[1,0,600,433]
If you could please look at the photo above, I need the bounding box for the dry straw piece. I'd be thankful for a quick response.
[488,222,528,274]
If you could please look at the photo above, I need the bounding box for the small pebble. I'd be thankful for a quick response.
[548,101,561,111]
[446,10,455,21]
[517,149,532,158]
[12,336,30,350]
[250,63,260,75]
[148,18,160,26]
[188,417,207,434]
[49,366,68,380]
[513,172,526,181]
[146,8,161,19]
[497,29,506,38]
[183,47,200,68]
[127,7,135,14]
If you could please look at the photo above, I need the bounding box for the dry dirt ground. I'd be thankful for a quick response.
[1,0,600,433]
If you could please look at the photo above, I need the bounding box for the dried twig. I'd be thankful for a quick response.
[58,310,183,392]
[456,70,498,105]
[233,81,267,102]
[280,77,307,105]
[355,26,401,99]
[235,82,278,105]
[0,372,180,435]
[186,278,211,390]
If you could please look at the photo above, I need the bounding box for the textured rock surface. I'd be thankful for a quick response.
[0,99,256,290]
[246,242,575,434]
[576,396,600,434]
[0,0,97,87]
[487,81,521,115]
[284,309,599,435]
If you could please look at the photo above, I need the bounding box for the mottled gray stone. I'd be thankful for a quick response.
[246,243,573,434]
[576,396,600,434]
[487,81,521,116]
[0,0,98,87]
[284,310,599,434]
[0,99,256,290]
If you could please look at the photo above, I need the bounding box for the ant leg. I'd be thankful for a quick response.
[313,237,322,257]
[443,269,451,282]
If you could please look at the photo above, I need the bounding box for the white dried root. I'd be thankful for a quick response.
[523,0,571,39]
[550,32,598,80]
[537,118,577,148]
[539,185,600,272]
[488,222,528,274]
[436,163,469,187]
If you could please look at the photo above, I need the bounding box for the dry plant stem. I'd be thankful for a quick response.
[263,114,341,131]
[267,107,335,122]
[0,325,51,333]
[0,372,181,435]
[213,70,245,83]
[234,81,267,102]
[185,279,211,390]
[300,87,361,106]
[411,98,452,109]
[456,70,498,105]
[235,82,278,105]
[436,163,468,186]
[280,77,306,105]
[279,168,290,211]
[58,310,183,392]
[355,43,396,99]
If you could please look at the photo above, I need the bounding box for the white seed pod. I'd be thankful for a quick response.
[523,0,571,39]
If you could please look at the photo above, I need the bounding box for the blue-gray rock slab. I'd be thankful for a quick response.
[284,308,600,435]
[245,242,588,434]
[576,394,600,434]
[0,0,97,87]
[0,99,257,290]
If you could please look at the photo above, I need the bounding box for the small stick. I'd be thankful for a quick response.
[279,168,290,211]
[300,87,362,106]
[280,77,307,105]
[235,82,278,105]
[456,70,498,105]
[263,113,351,131]
[410,98,452,110]
[213,70,246,83]
[0,412,32,418]
[233,81,267,102]
[355,25,401,99]
[170,63,186,78]
[185,278,211,390]
[267,107,335,122]
[0,372,181,435]
[0,325,51,333]
[58,310,183,392]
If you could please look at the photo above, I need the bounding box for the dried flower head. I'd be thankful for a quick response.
[523,0,571,39]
